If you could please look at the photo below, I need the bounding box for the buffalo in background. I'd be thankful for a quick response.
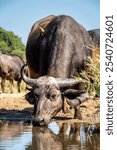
[21,15,93,126]
[88,29,100,47]
[0,54,24,93]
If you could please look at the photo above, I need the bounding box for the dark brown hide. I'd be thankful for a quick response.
[26,15,92,78]
[22,15,92,125]
[88,29,100,47]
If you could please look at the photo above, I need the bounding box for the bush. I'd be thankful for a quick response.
[0,27,25,59]
[76,47,100,97]
[11,49,25,59]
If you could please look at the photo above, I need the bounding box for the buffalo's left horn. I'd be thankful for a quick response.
[56,78,83,88]
[21,64,37,87]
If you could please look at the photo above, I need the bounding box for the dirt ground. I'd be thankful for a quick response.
[0,93,100,124]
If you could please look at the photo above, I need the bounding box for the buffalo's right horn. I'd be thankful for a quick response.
[56,78,84,88]
[21,64,37,87]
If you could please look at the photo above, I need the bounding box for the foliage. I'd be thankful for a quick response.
[0,27,25,59]
[76,47,100,97]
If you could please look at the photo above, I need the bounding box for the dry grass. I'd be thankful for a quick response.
[0,93,32,110]
[0,80,26,94]
[76,47,100,97]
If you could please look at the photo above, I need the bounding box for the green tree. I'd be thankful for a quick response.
[0,27,25,59]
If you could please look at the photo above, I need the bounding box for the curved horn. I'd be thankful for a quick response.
[56,78,84,88]
[21,64,37,87]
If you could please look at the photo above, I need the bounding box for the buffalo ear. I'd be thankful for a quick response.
[63,89,89,108]
[25,92,36,105]
[26,98,35,105]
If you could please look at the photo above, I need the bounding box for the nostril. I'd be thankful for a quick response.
[32,117,45,126]
[39,118,44,123]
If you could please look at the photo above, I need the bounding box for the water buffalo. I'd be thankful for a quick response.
[88,29,100,47]
[21,15,92,125]
[0,54,24,93]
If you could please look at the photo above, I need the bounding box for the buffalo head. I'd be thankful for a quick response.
[21,65,89,126]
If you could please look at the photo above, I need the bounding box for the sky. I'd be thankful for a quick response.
[0,0,100,45]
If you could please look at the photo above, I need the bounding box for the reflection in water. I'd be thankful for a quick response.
[0,122,32,150]
[0,121,100,150]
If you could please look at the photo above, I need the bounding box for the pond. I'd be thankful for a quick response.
[0,121,100,150]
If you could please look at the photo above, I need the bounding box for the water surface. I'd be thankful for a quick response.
[0,121,100,150]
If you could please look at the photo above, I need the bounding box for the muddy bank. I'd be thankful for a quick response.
[0,93,100,124]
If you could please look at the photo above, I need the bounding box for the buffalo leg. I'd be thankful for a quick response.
[74,107,82,120]
[1,79,5,93]
[17,79,21,93]
[62,96,69,113]
[9,79,14,93]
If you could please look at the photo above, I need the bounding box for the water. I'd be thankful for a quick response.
[0,121,100,150]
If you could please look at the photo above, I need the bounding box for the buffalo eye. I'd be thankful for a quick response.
[51,92,60,101]
[47,93,59,101]
[51,94,57,99]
